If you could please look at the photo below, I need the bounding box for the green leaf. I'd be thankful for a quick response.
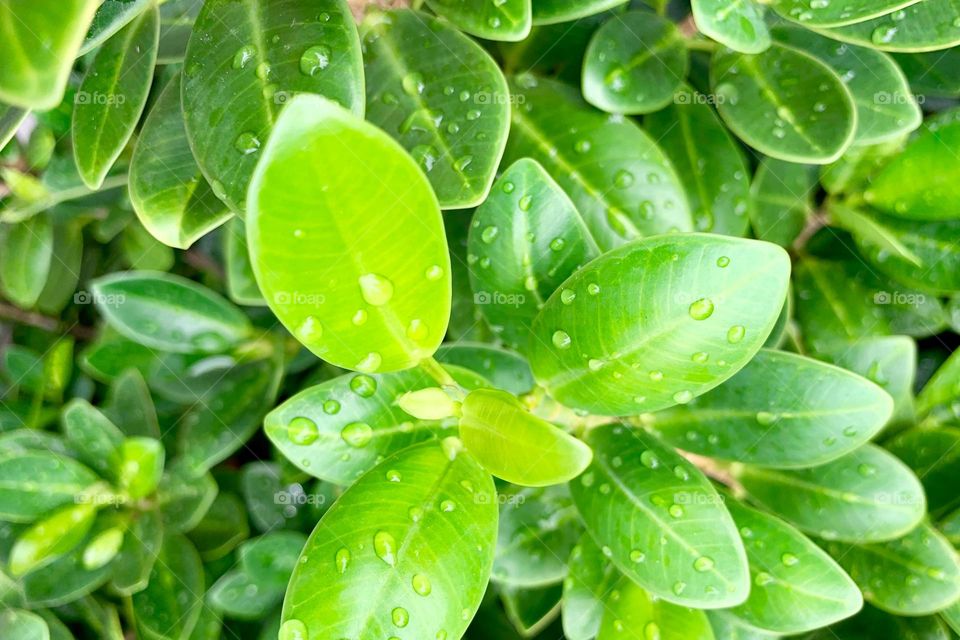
[9,502,97,576]
[561,536,619,640]
[91,271,253,354]
[528,233,790,416]
[132,534,204,640]
[466,158,600,351]
[582,11,687,114]
[424,0,531,41]
[117,437,164,499]
[157,0,201,64]
[501,582,562,636]
[362,10,510,208]
[240,462,329,533]
[887,427,960,517]
[649,349,892,468]
[736,443,926,542]
[0,608,49,640]
[748,157,814,247]
[598,576,715,639]
[724,499,862,634]
[188,492,248,561]
[532,0,629,25]
[863,114,960,220]
[72,4,158,189]
[208,569,280,620]
[0,214,53,308]
[240,531,307,586]
[0,452,99,523]
[0,0,99,109]
[130,74,232,249]
[895,49,960,96]
[917,348,960,422]
[826,522,960,615]
[707,612,779,640]
[35,220,83,315]
[711,44,856,163]
[281,439,498,639]
[248,94,451,372]
[691,0,771,54]
[435,343,534,395]
[79,0,152,54]
[265,367,484,485]
[0,104,30,154]
[102,369,161,439]
[773,26,920,144]
[156,463,218,533]
[62,399,124,481]
[460,388,591,486]
[223,218,264,305]
[829,201,922,266]
[646,85,752,236]
[817,0,960,52]
[110,509,161,596]
[79,334,158,384]
[492,485,581,587]
[771,0,923,27]
[181,0,363,213]
[570,424,749,608]
[825,335,916,428]
[505,75,692,250]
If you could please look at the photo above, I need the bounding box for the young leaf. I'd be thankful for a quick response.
[72,3,158,189]
[102,368,162,439]
[362,9,510,208]
[528,233,790,416]
[0,452,99,523]
[863,113,960,220]
[188,492,249,561]
[9,502,97,576]
[562,537,619,640]
[724,499,862,634]
[737,444,926,542]
[505,75,692,250]
[0,214,53,308]
[181,0,363,213]
[818,0,960,52]
[582,11,688,114]
[281,439,498,639]
[691,0,771,54]
[0,0,99,109]
[460,388,592,486]
[917,348,960,422]
[531,0,629,25]
[0,103,29,150]
[466,158,600,351]
[424,0,531,41]
[132,534,204,640]
[247,94,451,372]
[117,437,164,499]
[569,424,750,608]
[266,367,485,485]
[826,522,960,615]
[648,349,893,468]
[646,85,752,236]
[711,43,856,163]
[91,271,253,354]
[598,576,715,639]
[826,335,916,428]
[129,74,232,249]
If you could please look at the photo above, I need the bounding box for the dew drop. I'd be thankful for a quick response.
[552,330,572,349]
[386,469,402,482]
[781,552,799,566]
[352,309,368,326]
[688,298,714,321]
[412,573,432,596]
[335,547,350,574]
[644,622,661,640]
[288,417,319,445]
[669,504,684,518]
[234,131,260,154]
[640,450,660,469]
[630,549,646,563]
[716,256,730,268]
[341,422,374,447]
[374,531,398,566]
[359,273,394,306]
[425,264,444,281]
[518,195,533,211]
[727,325,746,343]
[673,390,693,404]
[756,411,778,426]
[279,619,309,640]
[402,72,425,96]
[672,581,687,595]
[323,399,341,415]
[296,315,323,342]
[299,45,331,76]
[587,283,601,295]
[560,289,576,305]
[392,607,409,628]
[549,237,566,251]
[350,374,377,397]
[694,556,715,572]
[232,44,256,69]
[481,226,499,243]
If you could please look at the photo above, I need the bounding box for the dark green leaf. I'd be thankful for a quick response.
[818,0,960,52]
[0,214,53,308]
[0,452,99,523]
[692,0,770,53]
[561,536,619,640]
[425,0,531,41]
[132,534,204,640]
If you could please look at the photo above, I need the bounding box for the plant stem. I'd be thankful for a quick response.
[419,356,457,387]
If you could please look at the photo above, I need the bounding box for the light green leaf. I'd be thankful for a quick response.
[528,233,790,416]
[771,0,922,27]
[582,11,687,114]
[816,0,960,52]
[598,576,715,639]
[711,43,856,163]
[72,4,158,189]
[460,388,591,486]
[248,94,450,373]
[0,608,49,640]
[749,157,815,247]
[649,349,893,468]
[79,0,152,54]
[0,452,99,523]
[130,74,232,249]
[0,214,53,308]
[646,85,752,236]
[736,443,926,542]
[829,201,922,266]
[917,348,960,422]
[504,75,692,250]
[887,427,960,517]
[532,0,629,25]
[691,0,771,54]
[707,611,779,640]
[466,158,600,351]
[117,437,164,500]
[864,113,960,220]
[425,0,531,41]
[773,26,920,144]
[91,271,253,354]
[361,10,509,208]
[0,0,99,109]
[265,366,485,485]
[826,522,960,615]
[820,135,906,195]
[0,104,29,150]
[570,424,749,608]
[132,534,204,640]
[725,499,862,634]
[35,220,83,315]
[181,0,363,212]
[281,439,498,639]
[102,368,161,439]
[157,0,201,64]
[9,503,97,576]
[223,218,264,305]
[561,536,619,640]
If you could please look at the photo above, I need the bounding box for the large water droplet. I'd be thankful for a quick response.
[341,422,373,447]
[232,44,256,69]
[640,450,660,469]
[481,226,499,243]
[350,374,377,397]
[296,315,323,343]
[688,298,715,321]
[288,417,319,445]
[335,547,350,574]
[402,72,425,96]
[781,552,799,566]
[694,556,715,572]
[359,273,394,306]
[552,330,572,349]
[727,325,746,343]
[299,45,331,75]
[412,573,432,596]
[279,619,309,640]
[392,607,409,628]
[323,399,341,415]
[374,531,397,566]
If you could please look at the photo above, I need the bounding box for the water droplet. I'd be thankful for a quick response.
[644,622,661,640]
[858,463,876,477]
[587,283,601,295]
[374,531,397,566]
[549,237,566,251]
[408,506,424,522]
[392,607,409,628]
[296,315,323,342]
[518,195,533,211]
[560,289,576,305]
[350,374,377,397]
[288,417,319,445]
[386,469,402,482]
[688,298,714,321]
[694,556,715,572]
[412,573,432,596]
[341,422,373,447]
[402,72,425,96]
[335,547,350,574]
[279,619,309,640]
[552,330,572,349]
[649,370,664,382]
[630,549,646,563]
[673,390,693,404]
[440,499,456,512]
[756,411,778,426]
[255,61,271,80]
[574,139,591,153]
[481,226,499,243]
[614,169,635,188]
[755,572,774,586]
[359,273,394,306]
[355,352,382,373]
[727,325,746,343]
[641,451,660,469]
[669,504,684,518]
[781,552,799,566]
[672,581,687,595]
[232,44,256,69]
[673,465,689,481]
[323,399,341,415]
[299,45,331,75]
[692,351,709,363]
[425,264,444,281]
[352,309,368,326]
